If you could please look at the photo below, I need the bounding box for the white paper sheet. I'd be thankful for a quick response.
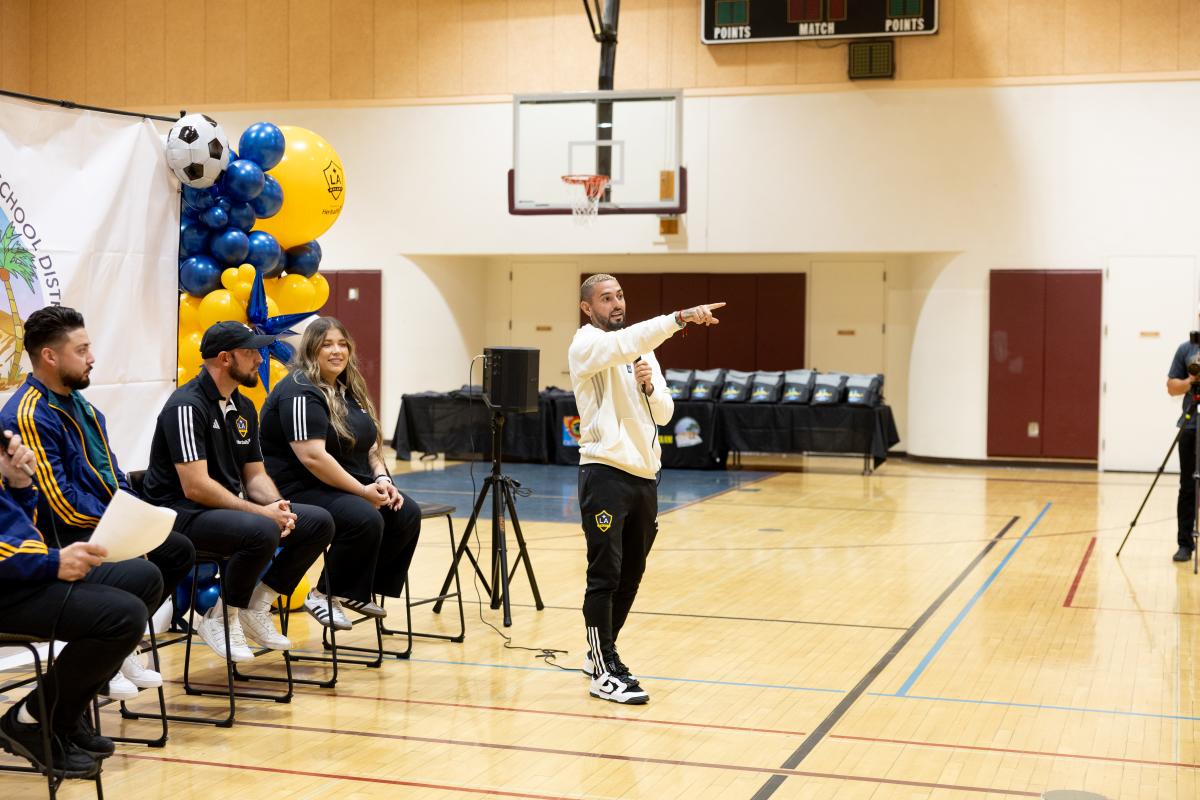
[89,490,176,562]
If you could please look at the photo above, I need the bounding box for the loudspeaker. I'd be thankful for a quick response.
[483,347,540,413]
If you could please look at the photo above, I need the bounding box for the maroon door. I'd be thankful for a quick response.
[706,274,757,370]
[756,273,806,369]
[1042,271,1102,458]
[325,270,382,411]
[657,274,710,371]
[988,271,1046,457]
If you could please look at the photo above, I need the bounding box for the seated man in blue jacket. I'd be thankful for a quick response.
[0,306,195,700]
[0,430,162,779]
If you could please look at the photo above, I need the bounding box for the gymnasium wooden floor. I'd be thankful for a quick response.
[4,458,1198,799]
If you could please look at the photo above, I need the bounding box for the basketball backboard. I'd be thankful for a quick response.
[509,90,685,216]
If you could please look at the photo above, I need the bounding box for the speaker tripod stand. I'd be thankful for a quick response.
[435,410,545,626]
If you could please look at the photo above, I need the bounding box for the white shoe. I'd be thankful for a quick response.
[120,651,162,689]
[197,604,255,662]
[239,608,292,651]
[303,590,352,631]
[99,670,140,701]
[590,669,649,705]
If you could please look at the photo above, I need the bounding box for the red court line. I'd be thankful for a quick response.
[119,754,580,799]
[830,733,1200,770]
[1063,536,1096,607]
[232,720,1039,796]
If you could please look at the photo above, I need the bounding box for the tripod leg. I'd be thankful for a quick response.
[503,481,544,611]
[1116,427,1183,557]
[493,494,512,627]
[436,480,493,607]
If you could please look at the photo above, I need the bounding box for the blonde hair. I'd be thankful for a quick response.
[292,317,382,450]
[580,273,618,301]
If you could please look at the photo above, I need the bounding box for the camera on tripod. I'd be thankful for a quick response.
[1189,331,1200,376]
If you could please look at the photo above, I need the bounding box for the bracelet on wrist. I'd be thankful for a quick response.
[374,475,393,485]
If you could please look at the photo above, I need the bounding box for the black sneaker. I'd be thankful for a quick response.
[0,704,100,778]
[68,713,114,759]
[1173,546,1194,562]
[590,669,649,705]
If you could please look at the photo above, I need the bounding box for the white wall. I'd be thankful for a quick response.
[211,79,1200,458]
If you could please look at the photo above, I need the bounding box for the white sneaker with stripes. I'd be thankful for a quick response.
[303,590,353,631]
[589,670,649,705]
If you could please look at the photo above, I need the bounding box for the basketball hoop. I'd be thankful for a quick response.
[562,174,609,224]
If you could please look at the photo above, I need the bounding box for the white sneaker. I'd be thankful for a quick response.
[197,605,255,662]
[303,590,353,631]
[99,670,140,701]
[120,651,163,689]
[239,608,292,651]
[589,670,649,705]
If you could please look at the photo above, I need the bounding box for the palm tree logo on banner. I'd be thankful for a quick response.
[0,218,38,389]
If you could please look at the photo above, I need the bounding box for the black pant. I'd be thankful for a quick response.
[1179,426,1198,549]
[179,503,334,608]
[579,463,658,664]
[287,486,422,602]
[146,531,196,609]
[0,559,161,732]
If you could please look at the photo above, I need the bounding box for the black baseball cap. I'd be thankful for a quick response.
[199,321,277,358]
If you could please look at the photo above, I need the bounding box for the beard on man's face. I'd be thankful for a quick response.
[592,309,626,332]
[62,370,91,391]
[231,363,260,389]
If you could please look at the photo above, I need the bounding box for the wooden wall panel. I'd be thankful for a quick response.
[551,0,597,91]
[666,0,697,89]
[1,0,32,93]
[373,0,418,99]
[205,0,247,105]
[162,0,206,107]
[954,0,1009,78]
[898,0,955,80]
[796,40,846,84]
[461,0,508,96]
[86,0,125,107]
[1181,0,1200,70]
[644,0,671,88]
[418,0,462,97]
[507,0,555,94]
[1120,0,1179,73]
[746,42,796,87]
[289,0,332,101]
[1008,0,1064,77]
[46,0,85,101]
[28,0,46,95]
[125,0,165,107]
[1064,0,1121,75]
[332,0,374,100]
[245,0,290,103]
[614,0,650,90]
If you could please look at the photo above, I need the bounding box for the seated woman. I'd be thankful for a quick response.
[259,317,421,629]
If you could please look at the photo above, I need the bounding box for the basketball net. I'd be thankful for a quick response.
[562,174,610,225]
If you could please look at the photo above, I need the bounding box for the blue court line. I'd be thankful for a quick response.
[289,650,1200,721]
[895,502,1052,697]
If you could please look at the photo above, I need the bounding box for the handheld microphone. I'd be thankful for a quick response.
[633,356,650,395]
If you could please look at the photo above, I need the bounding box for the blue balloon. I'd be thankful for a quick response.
[238,122,286,171]
[201,206,229,229]
[182,185,219,212]
[216,196,232,212]
[223,159,265,203]
[227,202,256,232]
[285,241,322,278]
[194,581,221,615]
[250,175,283,219]
[179,255,222,297]
[180,219,208,257]
[210,228,250,266]
[246,230,282,274]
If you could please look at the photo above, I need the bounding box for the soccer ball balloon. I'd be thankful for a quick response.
[165,114,230,189]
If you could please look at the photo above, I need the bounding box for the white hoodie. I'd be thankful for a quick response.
[568,314,682,479]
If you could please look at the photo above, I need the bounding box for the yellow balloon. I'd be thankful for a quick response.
[219,268,239,292]
[252,126,345,250]
[309,273,330,311]
[266,296,280,318]
[177,366,188,385]
[241,379,266,410]
[263,277,281,302]
[238,264,257,284]
[197,289,248,332]
[277,274,317,314]
[282,573,309,612]
[179,294,202,332]
[178,331,203,374]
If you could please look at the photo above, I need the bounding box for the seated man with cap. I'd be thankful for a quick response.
[141,322,334,661]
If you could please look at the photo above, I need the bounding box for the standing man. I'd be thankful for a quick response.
[1167,334,1200,562]
[142,322,334,661]
[1,306,196,699]
[569,273,723,704]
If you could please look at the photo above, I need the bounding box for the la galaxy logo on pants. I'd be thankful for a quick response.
[595,510,613,533]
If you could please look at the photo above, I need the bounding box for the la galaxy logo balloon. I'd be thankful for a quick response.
[595,510,613,533]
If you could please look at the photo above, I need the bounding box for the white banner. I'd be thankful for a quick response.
[0,95,179,468]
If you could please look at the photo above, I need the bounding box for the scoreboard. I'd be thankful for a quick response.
[702,0,938,44]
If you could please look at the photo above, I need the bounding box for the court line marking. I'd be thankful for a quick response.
[1063,536,1097,607]
[867,692,1200,723]
[895,503,1052,697]
[230,720,1040,797]
[507,601,908,631]
[749,514,1025,800]
[119,753,581,800]
[659,470,780,516]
